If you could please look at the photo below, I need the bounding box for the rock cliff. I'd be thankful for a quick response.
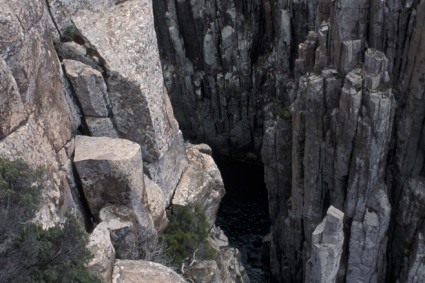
[0,0,245,282]
[2,0,425,282]
[153,0,425,282]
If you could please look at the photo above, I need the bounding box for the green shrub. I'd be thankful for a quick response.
[163,205,216,268]
[7,214,100,283]
[0,158,43,240]
[278,107,292,121]
[0,157,99,282]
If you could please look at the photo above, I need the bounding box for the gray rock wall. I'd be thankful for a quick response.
[154,0,425,282]
[153,0,301,158]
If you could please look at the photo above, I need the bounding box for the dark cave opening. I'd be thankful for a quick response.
[214,155,271,283]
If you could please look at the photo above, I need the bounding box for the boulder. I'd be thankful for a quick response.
[86,222,116,283]
[172,144,225,226]
[112,260,187,283]
[73,135,153,234]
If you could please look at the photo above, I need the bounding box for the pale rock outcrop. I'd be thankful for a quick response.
[86,222,116,283]
[144,175,168,233]
[72,0,188,202]
[306,206,344,283]
[173,144,225,226]
[112,260,187,283]
[73,135,155,242]
[0,0,81,226]
[46,0,119,34]
[0,57,26,139]
[0,122,74,226]
[0,0,78,152]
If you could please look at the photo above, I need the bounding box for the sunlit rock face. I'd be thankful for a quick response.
[112,260,187,283]
[0,0,80,226]
[172,143,225,226]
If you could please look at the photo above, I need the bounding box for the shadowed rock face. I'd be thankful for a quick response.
[153,0,425,282]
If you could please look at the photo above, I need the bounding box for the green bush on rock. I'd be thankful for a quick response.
[0,157,99,282]
[163,205,216,268]
[0,158,43,240]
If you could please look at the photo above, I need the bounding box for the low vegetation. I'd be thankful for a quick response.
[0,157,99,282]
[162,205,216,269]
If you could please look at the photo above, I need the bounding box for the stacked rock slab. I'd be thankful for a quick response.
[70,0,188,203]
[63,59,118,138]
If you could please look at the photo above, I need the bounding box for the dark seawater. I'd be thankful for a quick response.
[214,157,271,283]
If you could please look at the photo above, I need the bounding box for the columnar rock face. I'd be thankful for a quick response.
[153,0,298,158]
[306,206,344,283]
[154,0,425,282]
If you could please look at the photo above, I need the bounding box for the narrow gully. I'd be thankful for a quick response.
[214,156,271,283]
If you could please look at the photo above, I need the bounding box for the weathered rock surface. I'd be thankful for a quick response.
[206,226,250,283]
[144,175,168,233]
[112,260,187,283]
[85,117,118,138]
[74,136,150,220]
[0,57,26,139]
[86,222,116,283]
[72,0,188,203]
[0,0,80,226]
[4,0,425,282]
[306,206,344,283]
[173,144,225,226]
[98,205,149,260]
[215,247,250,283]
[63,59,110,118]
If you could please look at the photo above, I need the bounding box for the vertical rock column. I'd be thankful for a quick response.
[306,206,344,283]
